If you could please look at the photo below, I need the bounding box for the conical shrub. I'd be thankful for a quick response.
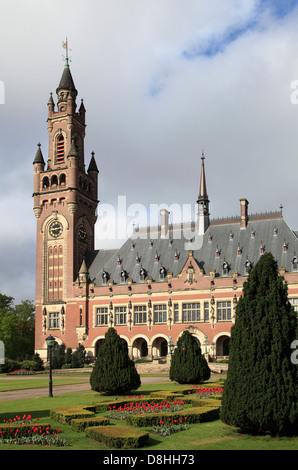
[90,328,141,394]
[221,252,298,435]
[170,330,210,384]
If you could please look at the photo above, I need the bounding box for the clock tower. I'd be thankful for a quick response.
[33,54,98,344]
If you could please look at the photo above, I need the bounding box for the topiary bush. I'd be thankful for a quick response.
[221,252,298,436]
[169,330,210,384]
[90,328,141,395]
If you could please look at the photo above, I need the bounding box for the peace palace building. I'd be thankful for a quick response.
[33,60,298,363]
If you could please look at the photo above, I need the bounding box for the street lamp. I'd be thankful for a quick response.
[45,335,55,397]
[168,336,175,358]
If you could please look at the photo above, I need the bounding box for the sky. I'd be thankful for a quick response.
[1,0,298,304]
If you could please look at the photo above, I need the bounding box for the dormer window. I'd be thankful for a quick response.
[292,256,298,271]
[102,271,109,285]
[244,259,252,275]
[140,267,146,282]
[56,135,65,164]
[159,266,166,280]
[120,269,127,282]
[222,261,229,276]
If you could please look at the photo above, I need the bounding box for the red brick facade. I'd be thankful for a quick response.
[34,63,298,362]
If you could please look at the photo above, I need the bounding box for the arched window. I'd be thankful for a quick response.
[56,135,65,164]
[59,173,66,186]
[51,175,58,187]
[42,176,49,189]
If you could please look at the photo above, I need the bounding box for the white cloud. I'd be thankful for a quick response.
[1,0,298,303]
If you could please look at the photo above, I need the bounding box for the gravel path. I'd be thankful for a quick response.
[0,376,171,402]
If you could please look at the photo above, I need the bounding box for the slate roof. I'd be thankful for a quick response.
[33,143,45,165]
[56,65,77,95]
[85,212,298,286]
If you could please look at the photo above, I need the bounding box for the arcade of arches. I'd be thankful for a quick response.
[92,331,230,361]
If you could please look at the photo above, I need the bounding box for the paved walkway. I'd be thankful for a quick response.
[0,376,171,402]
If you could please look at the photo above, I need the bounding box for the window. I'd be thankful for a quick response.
[154,304,167,323]
[182,303,200,322]
[217,301,231,321]
[244,260,252,275]
[159,266,166,280]
[56,135,65,164]
[115,306,127,325]
[174,304,179,322]
[292,257,298,271]
[120,270,127,283]
[49,312,60,329]
[222,261,229,276]
[204,302,209,321]
[102,271,108,285]
[134,305,147,324]
[96,307,109,326]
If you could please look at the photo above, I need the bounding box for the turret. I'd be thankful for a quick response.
[33,143,45,219]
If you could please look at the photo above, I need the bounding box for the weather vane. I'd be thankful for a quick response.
[62,37,72,66]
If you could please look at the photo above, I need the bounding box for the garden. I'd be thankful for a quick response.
[0,376,297,451]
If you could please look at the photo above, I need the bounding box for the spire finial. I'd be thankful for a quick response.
[62,37,71,67]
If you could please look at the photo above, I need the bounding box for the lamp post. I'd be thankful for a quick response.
[45,335,55,397]
[168,336,175,359]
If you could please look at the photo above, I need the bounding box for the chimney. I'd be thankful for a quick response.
[240,198,249,229]
[160,209,170,238]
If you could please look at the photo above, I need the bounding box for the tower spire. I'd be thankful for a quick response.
[198,150,208,201]
[197,151,210,235]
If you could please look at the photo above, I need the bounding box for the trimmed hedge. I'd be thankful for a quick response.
[50,406,95,424]
[0,422,51,438]
[71,416,110,432]
[85,425,149,449]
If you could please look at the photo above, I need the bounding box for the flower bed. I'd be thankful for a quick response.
[106,399,187,420]
[49,385,223,448]
[0,414,68,447]
[124,402,220,427]
[153,416,188,437]
[7,369,35,375]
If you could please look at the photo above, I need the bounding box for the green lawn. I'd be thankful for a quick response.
[0,379,296,451]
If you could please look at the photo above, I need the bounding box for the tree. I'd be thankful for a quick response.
[72,345,86,368]
[90,328,141,394]
[221,252,298,435]
[169,330,210,384]
[0,294,35,360]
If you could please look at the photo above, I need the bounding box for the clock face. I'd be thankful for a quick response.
[49,220,63,238]
[78,224,87,241]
